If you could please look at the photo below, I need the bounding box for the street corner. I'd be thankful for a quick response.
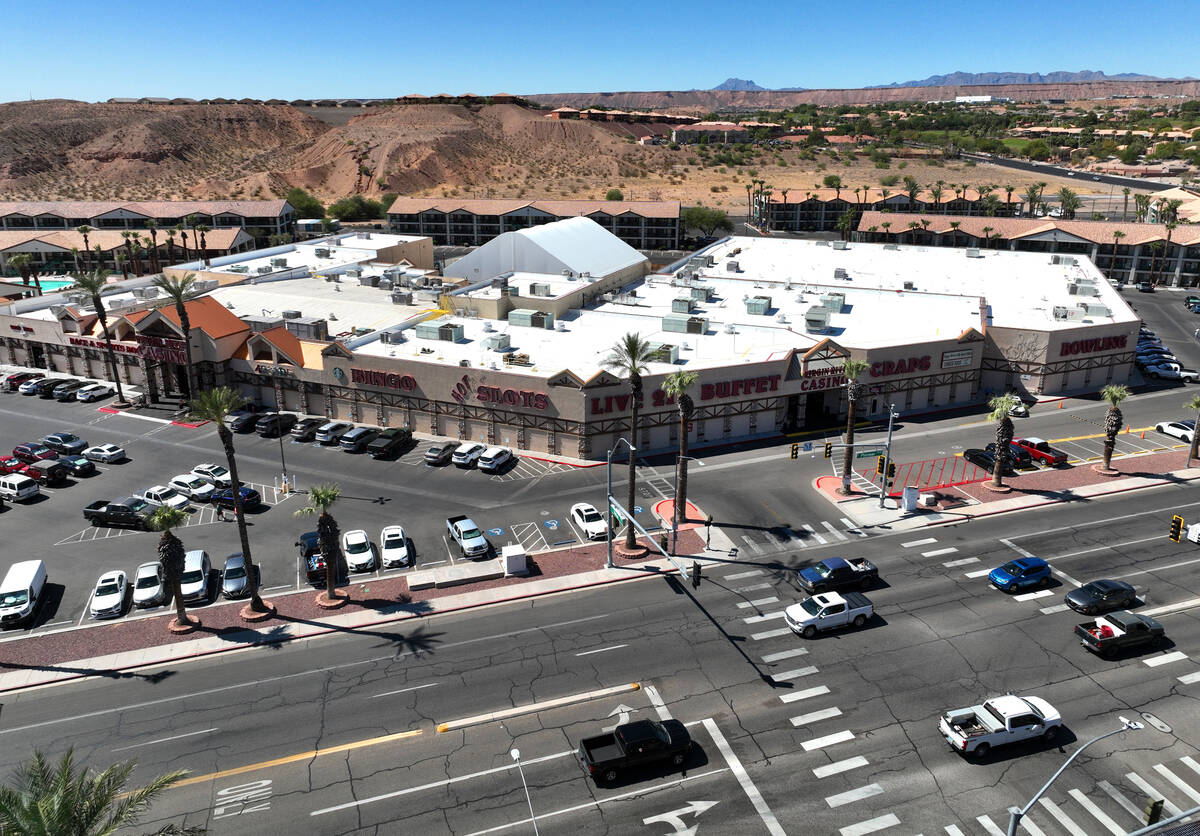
[651,498,706,530]
[812,475,872,505]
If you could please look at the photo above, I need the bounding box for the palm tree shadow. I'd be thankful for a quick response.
[0,660,177,684]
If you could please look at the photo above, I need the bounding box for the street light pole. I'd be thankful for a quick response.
[606,437,636,569]
[1007,716,1144,836]
[510,748,539,836]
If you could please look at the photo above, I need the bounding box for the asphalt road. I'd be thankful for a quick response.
[961,153,1175,193]
[1,482,1198,835]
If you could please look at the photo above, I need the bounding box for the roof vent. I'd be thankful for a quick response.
[965,248,982,258]
[282,310,302,319]
[831,240,848,250]
[724,323,736,335]
[883,243,899,251]
[833,267,848,280]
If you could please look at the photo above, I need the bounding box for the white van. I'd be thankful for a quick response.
[0,560,47,628]
[0,474,39,502]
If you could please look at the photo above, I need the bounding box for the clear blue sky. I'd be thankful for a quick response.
[3,0,1197,102]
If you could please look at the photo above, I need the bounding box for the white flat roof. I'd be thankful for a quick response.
[206,232,426,278]
[462,272,587,301]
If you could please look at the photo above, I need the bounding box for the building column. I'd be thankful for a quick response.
[1129,245,1142,283]
[298,381,309,415]
[6,338,17,365]
[141,358,159,401]
[1172,247,1186,287]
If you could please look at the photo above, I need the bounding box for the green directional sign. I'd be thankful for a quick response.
[610,504,626,526]
[856,450,884,458]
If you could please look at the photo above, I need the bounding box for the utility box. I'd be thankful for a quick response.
[901,485,920,512]
[501,544,529,576]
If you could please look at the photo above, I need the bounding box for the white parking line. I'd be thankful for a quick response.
[772,666,818,682]
[111,728,217,752]
[780,685,829,704]
[1013,589,1054,602]
[370,683,439,699]
[1144,651,1188,667]
[812,755,868,778]
[826,784,883,808]
[802,730,854,751]
[743,611,786,624]
[801,524,828,544]
[643,683,672,721]
[943,557,978,568]
[839,813,899,836]
[762,648,807,663]
[702,718,786,836]
[922,548,959,558]
[750,628,792,640]
[724,569,764,580]
[736,597,779,609]
[821,521,848,541]
[902,538,937,548]
[791,707,842,726]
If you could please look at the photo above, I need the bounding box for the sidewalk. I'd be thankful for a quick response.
[815,448,1200,530]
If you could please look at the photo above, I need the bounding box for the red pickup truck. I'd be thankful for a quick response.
[1013,437,1068,466]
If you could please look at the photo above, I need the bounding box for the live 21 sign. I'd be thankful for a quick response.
[591,374,782,415]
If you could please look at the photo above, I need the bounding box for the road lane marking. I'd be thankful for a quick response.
[1067,787,1124,834]
[111,728,217,752]
[370,683,439,699]
[803,730,854,751]
[839,813,900,835]
[943,557,978,568]
[736,597,780,609]
[964,569,991,578]
[761,648,807,663]
[436,682,641,732]
[1037,797,1088,836]
[703,717,787,836]
[772,666,818,682]
[821,521,848,541]
[574,644,627,657]
[1013,589,1054,602]
[1097,780,1143,821]
[791,707,842,726]
[922,548,958,558]
[1154,763,1200,804]
[311,749,576,817]
[826,784,883,808]
[1180,672,1200,684]
[812,755,868,778]
[750,628,792,640]
[1140,596,1200,616]
[734,582,773,593]
[741,536,764,554]
[1040,604,1071,614]
[780,685,829,704]
[1144,651,1188,667]
[902,538,937,548]
[802,524,827,544]
[174,729,423,789]
[1125,772,1183,817]
[841,518,868,537]
[1181,755,1200,780]
[724,569,764,580]
[977,814,1006,836]
[643,683,672,720]
[743,611,785,624]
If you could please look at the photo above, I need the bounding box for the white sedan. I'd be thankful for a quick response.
[90,570,127,619]
[380,525,410,568]
[341,529,377,572]
[191,463,232,488]
[571,502,609,540]
[1156,420,1196,442]
[138,485,190,511]
[169,474,216,502]
[75,383,113,402]
[83,443,126,463]
[132,562,166,608]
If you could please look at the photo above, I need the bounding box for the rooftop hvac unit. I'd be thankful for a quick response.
[193,279,219,292]
[529,282,552,297]
[256,266,272,274]
[359,275,379,287]
[1067,282,1079,295]
[282,310,302,319]
[672,296,694,313]
[805,306,831,332]
[647,342,679,364]
[378,279,393,291]
[883,243,899,251]
[833,267,848,280]
[820,292,846,313]
[314,248,330,258]
[561,269,574,278]
[344,266,361,277]
[903,281,915,290]
[581,271,592,280]
[508,309,555,329]
[726,260,740,273]
[390,291,412,305]
[776,313,789,323]
[482,320,494,332]
[723,323,736,335]
[482,333,511,351]
[831,240,848,250]
[745,295,772,315]
[271,258,289,268]
[284,317,329,341]
[690,285,712,302]
[227,265,249,274]
[555,320,566,331]
[965,248,982,258]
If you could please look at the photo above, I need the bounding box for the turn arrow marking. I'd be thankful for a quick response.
[602,703,633,733]
[642,800,719,835]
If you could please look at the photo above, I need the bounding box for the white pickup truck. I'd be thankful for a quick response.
[783,591,873,638]
[938,695,1061,758]
[446,515,490,558]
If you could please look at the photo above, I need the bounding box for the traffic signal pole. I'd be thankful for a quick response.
[879,404,899,509]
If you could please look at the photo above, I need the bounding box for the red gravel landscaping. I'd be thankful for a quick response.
[0,530,703,672]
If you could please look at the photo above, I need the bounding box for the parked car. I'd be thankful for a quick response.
[1076,610,1165,657]
[23,460,68,486]
[341,529,376,572]
[296,531,347,586]
[211,486,262,510]
[255,412,298,437]
[1151,367,1199,382]
[478,446,514,472]
[1013,437,1068,466]
[89,570,127,619]
[290,417,324,442]
[0,456,22,475]
[132,562,166,608]
[379,525,411,568]
[339,426,380,452]
[0,474,39,502]
[13,443,58,464]
[4,371,42,391]
[989,557,1051,592]
[985,441,1032,469]
[82,497,153,529]
[963,447,1015,475]
[221,553,259,599]
[137,485,190,510]
[1185,296,1200,308]
[83,443,126,463]
[1137,282,1155,292]
[939,695,1061,758]
[1155,420,1195,442]
[424,441,456,465]
[1064,579,1137,614]
[314,421,353,444]
[367,427,413,459]
[571,503,608,540]
[191,463,232,488]
[179,550,212,604]
[75,383,113,402]
[41,432,87,454]
[577,720,693,785]
[31,378,69,397]
[452,442,487,467]
[52,380,91,401]
[59,455,96,477]
[446,515,489,557]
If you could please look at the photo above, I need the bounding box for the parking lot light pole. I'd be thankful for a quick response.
[606,438,636,569]
[671,455,704,554]
[510,748,539,835]
[1007,716,1144,836]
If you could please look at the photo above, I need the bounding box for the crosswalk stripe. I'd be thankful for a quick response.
[838,813,899,836]
[942,557,978,568]
[791,707,842,726]
[821,520,849,541]
[1067,787,1124,834]
[1177,671,1200,684]
[1006,807,1047,836]
[964,568,991,578]
[976,814,1005,836]
[1013,589,1054,602]
[1154,763,1200,804]
[1144,651,1188,667]
[735,582,773,593]
[744,611,786,624]
[944,827,967,836]
[841,517,868,537]
[736,597,780,609]
[762,648,807,663]
[1125,772,1183,817]
[826,783,883,808]
[902,538,937,548]
[802,730,854,751]
[1040,604,1072,615]
[802,524,828,545]
[741,536,764,555]
[1180,755,1200,780]
[1036,798,1088,836]
[724,569,764,580]
[922,547,958,558]
[780,685,829,704]
[750,628,791,640]
[813,755,868,779]
[772,666,818,682]
[1097,780,1143,821]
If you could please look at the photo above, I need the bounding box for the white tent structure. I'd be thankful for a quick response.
[444,217,648,283]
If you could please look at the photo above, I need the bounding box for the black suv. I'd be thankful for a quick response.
[256,413,298,437]
[368,427,414,459]
[229,407,262,433]
[290,417,324,442]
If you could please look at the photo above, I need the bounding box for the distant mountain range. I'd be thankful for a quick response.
[711,77,806,92]
[713,70,1188,92]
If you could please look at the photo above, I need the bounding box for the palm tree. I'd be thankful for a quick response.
[987,394,1020,489]
[1110,230,1126,280]
[981,226,993,249]
[880,221,891,242]
[149,505,193,630]
[152,272,198,398]
[1003,184,1015,212]
[1147,240,1165,286]
[75,225,93,264]
[188,387,270,615]
[1097,384,1130,472]
[145,219,160,274]
[165,229,177,266]
[69,246,81,272]
[839,359,869,494]
[662,370,698,527]
[1186,395,1200,467]
[1162,220,1179,286]
[1122,187,1131,222]
[70,269,127,406]
[929,182,944,213]
[948,220,960,247]
[836,208,856,241]
[186,214,201,259]
[906,220,920,244]
[6,253,36,295]
[0,748,193,836]
[196,224,211,267]
[602,333,654,551]
[174,224,187,262]
[294,483,344,605]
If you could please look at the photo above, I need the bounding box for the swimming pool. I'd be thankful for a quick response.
[37,279,76,293]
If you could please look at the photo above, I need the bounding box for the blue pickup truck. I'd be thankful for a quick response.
[796,557,878,594]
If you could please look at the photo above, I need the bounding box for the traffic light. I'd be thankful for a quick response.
[790,443,799,459]
[887,462,897,479]
[824,441,833,459]
[1144,798,1164,825]
[1169,514,1184,543]
[690,561,702,589]
[877,454,886,474]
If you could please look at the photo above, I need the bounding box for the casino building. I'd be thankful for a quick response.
[0,221,1138,459]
